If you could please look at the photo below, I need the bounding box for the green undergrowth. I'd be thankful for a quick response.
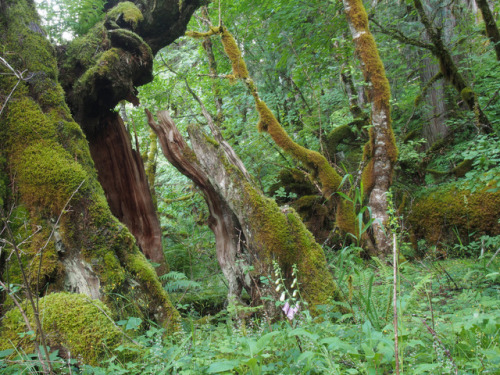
[1,253,498,374]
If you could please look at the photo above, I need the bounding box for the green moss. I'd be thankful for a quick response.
[335,198,357,237]
[107,1,144,30]
[74,47,122,94]
[16,143,87,214]
[452,159,473,177]
[460,87,475,102]
[124,250,181,329]
[203,133,220,147]
[4,97,57,148]
[256,100,341,198]
[2,1,57,78]
[409,185,500,248]
[325,125,355,156]
[220,27,250,79]
[243,183,341,312]
[1,0,179,333]
[0,293,125,365]
[61,23,109,74]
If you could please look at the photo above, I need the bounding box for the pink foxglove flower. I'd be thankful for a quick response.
[282,301,299,320]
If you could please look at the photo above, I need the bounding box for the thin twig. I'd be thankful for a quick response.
[486,247,500,268]
[0,57,30,119]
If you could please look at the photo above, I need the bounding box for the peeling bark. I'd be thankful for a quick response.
[147,109,343,317]
[54,0,203,269]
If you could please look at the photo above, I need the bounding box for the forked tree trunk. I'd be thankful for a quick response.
[343,0,398,255]
[147,110,344,317]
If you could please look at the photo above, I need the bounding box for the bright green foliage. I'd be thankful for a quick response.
[4,256,497,374]
[37,0,106,40]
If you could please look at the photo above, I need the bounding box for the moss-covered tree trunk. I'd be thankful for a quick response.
[343,0,398,255]
[0,0,201,332]
[147,110,343,317]
[475,0,500,61]
[412,0,493,134]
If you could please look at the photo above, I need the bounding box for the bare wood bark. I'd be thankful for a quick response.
[343,0,397,255]
[88,112,167,274]
[146,110,250,305]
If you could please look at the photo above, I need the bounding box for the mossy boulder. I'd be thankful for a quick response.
[0,292,129,365]
[408,184,500,250]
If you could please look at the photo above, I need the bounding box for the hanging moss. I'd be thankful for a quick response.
[0,293,129,365]
[220,27,249,79]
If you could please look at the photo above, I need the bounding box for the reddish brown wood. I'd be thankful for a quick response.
[89,112,166,273]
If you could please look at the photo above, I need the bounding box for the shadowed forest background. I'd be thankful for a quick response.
[0,0,499,373]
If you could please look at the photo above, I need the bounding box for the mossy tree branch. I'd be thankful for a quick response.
[185,26,343,200]
[475,0,500,61]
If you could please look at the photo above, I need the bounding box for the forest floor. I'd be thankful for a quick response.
[1,253,499,374]
[85,253,500,374]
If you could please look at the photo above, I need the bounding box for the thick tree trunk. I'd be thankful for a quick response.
[0,0,202,331]
[343,0,398,255]
[147,111,344,317]
[419,56,448,145]
[55,0,200,269]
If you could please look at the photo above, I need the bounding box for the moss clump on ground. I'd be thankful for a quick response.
[408,184,500,249]
[0,293,126,365]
